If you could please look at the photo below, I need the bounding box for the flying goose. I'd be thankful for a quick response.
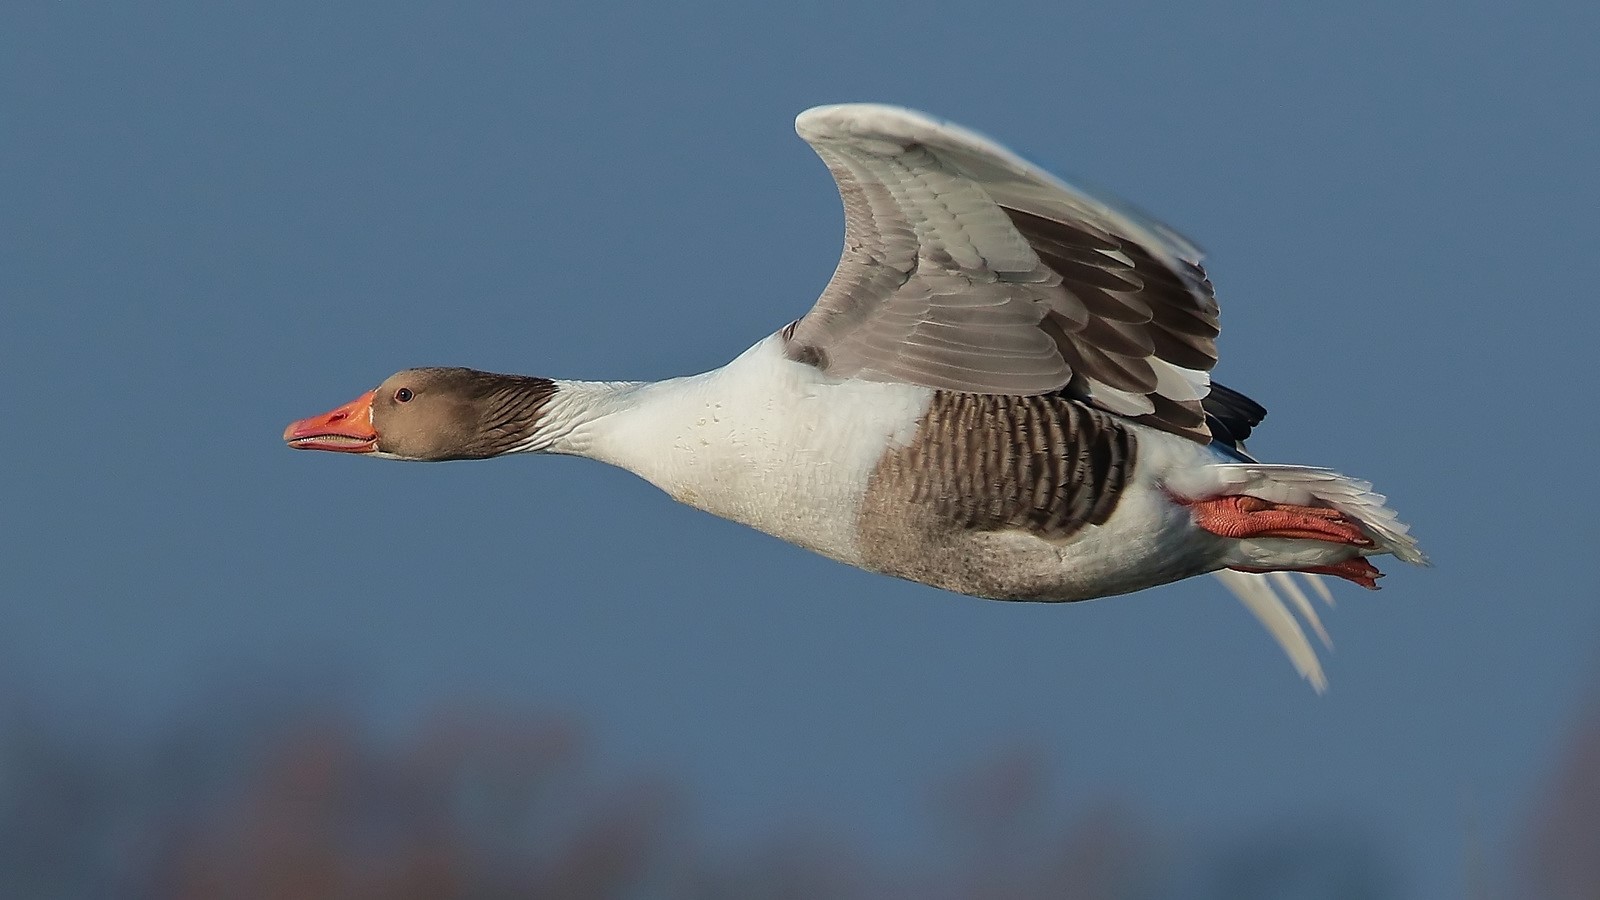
[285,104,1425,690]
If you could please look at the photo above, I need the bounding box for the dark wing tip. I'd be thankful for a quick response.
[1202,381,1268,452]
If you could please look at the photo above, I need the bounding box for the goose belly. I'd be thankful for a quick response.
[857,474,1222,601]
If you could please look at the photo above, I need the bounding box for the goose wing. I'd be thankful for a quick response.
[785,103,1221,441]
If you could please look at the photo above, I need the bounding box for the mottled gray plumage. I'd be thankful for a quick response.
[858,391,1138,599]
[785,105,1220,442]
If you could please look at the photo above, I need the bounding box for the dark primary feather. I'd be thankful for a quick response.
[1202,382,1268,459]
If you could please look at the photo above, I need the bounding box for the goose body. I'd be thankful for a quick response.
[553,336,1218,601]
[286,104,1425,689]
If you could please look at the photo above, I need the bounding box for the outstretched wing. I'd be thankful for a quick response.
[785,104,1221,441]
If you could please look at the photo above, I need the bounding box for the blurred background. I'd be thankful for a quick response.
[4,1,1598,897]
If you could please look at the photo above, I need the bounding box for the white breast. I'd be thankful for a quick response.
[579,334,933,565]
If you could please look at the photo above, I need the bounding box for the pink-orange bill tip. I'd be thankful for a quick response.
[283,390,378,453]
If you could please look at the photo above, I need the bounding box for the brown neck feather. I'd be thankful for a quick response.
[444,370,559,459]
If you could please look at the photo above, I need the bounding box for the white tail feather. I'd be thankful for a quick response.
[1268,571,1330,646]
[1304,571,1336,606]
[1213,569,1336,692]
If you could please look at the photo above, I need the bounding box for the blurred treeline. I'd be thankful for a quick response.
[0,687,1591,899]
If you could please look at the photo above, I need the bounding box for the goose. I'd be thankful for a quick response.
[284,104,1425,690]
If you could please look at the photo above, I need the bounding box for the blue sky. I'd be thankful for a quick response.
[4,2,1598,896]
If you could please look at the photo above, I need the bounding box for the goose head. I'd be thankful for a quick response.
[284,368,557,461]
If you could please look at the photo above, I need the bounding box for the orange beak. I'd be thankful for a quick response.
[284,391,379,453]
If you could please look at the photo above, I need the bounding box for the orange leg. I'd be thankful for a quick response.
[1232,559,1384,590]
[1185,495,1375,547]
[1182,494,1384,589]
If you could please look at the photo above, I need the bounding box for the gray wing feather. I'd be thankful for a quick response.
[786,104,1222,441]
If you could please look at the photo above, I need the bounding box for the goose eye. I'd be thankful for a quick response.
[394,388,413,402]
